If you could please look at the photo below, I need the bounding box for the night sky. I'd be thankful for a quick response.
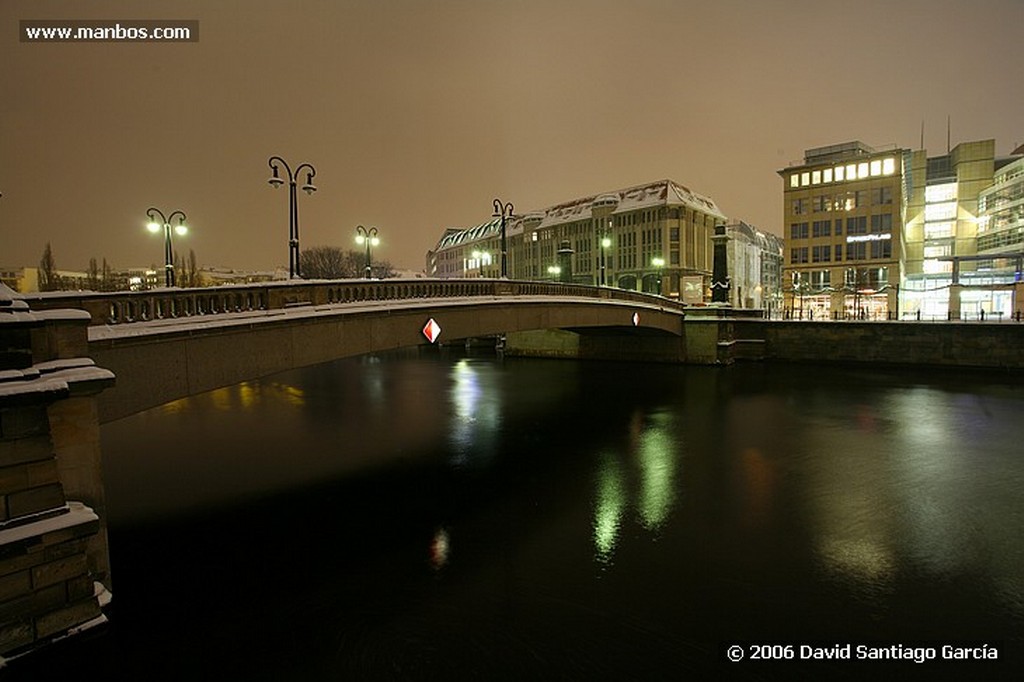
[2,0,1021,273]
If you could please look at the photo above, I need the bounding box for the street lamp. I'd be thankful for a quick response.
[471,250,492,277]
[493,198,514,279]
[267,156,317,279]
[355,225,380,279]
[600,236,611,286]
[146,207,187,288]
[651,256,665,295]
[547,265,561,281]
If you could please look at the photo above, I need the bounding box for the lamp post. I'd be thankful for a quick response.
[146,207,187,288]
[267,156,317,279]
[651,256,665,295]
[355,225,379,279]
[600,236,611,286]
[493,199,514,279]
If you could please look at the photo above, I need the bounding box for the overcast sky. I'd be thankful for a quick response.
[2,0,1021,274]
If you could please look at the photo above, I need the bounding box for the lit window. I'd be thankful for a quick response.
[812,170,821,184]
[790,174,799,188]
[846,164,857,180]
[857,162,869,179]
[925,183,957,203]
[835,166,845,181]
[801,172,810,186]
[924,221,954,239]
[882,158,896,175]
[925,202,957,222]
[923,259,952,274]
[870,160,882,176]
[823,168,833,183]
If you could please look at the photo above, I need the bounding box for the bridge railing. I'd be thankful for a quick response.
[21,278,687,326]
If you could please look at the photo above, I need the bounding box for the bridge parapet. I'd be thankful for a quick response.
[23,279,685,327]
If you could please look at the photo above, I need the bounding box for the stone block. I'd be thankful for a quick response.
[7,483,66,520]
[0,460,60,495]
[0,570,30,603]
[0,583,64,623]
[31,553,87,590]
[0,406,49,440]
[0,435,55,469]
[34,597,100,640]
[0,617,33,654]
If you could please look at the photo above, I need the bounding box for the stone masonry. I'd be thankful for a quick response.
[0,284,114,660]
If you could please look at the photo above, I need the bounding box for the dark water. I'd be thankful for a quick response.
[8,352,1024,680]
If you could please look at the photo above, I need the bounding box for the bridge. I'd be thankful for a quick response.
[23,279,695,423]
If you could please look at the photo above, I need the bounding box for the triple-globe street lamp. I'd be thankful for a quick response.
[355,225,380,279]
[267,156,317,279]
[146,207,188,288]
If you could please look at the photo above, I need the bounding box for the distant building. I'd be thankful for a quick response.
[426,179,734,302]
[724,221,784,313]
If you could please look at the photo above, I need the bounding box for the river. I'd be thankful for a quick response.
[8,351,1023,680]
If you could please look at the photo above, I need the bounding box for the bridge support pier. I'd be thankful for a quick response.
[0,285,115,661]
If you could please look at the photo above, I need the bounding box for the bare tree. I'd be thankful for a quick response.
[39,242,59,291]
[87,257,100,290]
[187,249,199,287]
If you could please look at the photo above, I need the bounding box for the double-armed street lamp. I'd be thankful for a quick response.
[493,198,514,279]
[267,156,317,279]
[355,225,380,279]
[146,207,188,288]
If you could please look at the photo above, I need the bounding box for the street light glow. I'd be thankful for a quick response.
[174,224,188,236]
[147,221,161,233]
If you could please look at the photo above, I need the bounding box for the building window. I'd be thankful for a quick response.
[870,214,893,233]
[870,240,892,259]
[791,247,809,264]
[812,245,831,263]
[793,198,808,215]
[812,220,831,238]
[872,186,893,205]
[812,195,829,212]
[823,168,833,183]
[835,219,843,235]
[846,216,868,235]
[835,243,843,261]
[848,242,867,261]
[790,222,809,239]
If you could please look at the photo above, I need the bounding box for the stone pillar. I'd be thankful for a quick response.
[0,284,115,658]
[557,240,574,284]
[710,223,730,304]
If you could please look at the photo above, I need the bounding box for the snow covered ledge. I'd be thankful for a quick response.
[1,284,116,660]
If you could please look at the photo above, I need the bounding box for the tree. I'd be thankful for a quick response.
[87,257,100,290]
[187,249,199,287]
[101,258,113,291]
[39,242,59,291]
[300,246,355,279]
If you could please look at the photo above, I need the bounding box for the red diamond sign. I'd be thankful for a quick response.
[422,318,442,343]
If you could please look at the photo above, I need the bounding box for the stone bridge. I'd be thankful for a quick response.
[24,279,695,423]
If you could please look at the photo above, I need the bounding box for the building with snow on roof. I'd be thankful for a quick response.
[426,179,742,303]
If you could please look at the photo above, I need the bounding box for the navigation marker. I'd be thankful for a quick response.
[422,318,442,344]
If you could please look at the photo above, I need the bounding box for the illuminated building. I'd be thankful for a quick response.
[901,139,999,319]
[778,141,904,319]
[426,179,730,301]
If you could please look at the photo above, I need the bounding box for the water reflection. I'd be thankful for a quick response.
[592,409,678,564]
[448,359,501,468]
[593,451,625,564]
